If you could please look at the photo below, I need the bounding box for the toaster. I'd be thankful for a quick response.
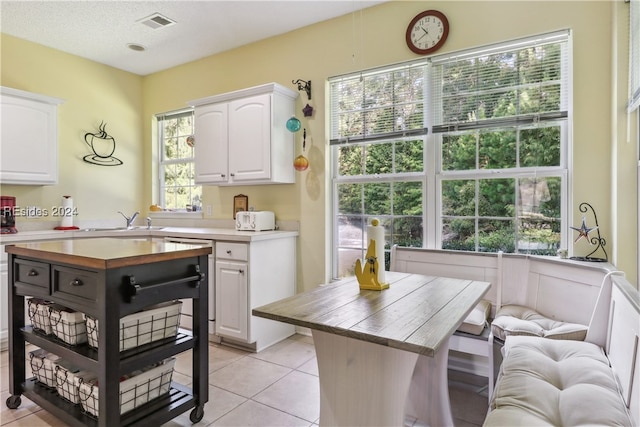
[235,211,275,231]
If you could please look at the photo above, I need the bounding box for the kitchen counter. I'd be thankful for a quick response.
[0,226,298,244]
[5,237,212,269]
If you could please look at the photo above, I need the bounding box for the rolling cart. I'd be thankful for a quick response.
[5,238,211,426]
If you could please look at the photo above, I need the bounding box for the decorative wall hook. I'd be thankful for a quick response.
[292,79,312,100]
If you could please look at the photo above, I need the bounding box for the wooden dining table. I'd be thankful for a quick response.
[253,271,491,426]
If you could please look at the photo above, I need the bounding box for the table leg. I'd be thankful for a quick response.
[405,339,454,426]
[312,330,419,427]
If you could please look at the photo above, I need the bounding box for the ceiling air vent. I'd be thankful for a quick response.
[138,13,176,29]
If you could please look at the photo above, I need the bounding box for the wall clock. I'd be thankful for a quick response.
[406,10,449,55]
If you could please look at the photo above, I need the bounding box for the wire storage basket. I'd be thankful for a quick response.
[85,301,182,351]
[49,305,87,346]
[78,358,176,417]
[27,298,54,335]
[29,348,61,388]
[54,361,97,405]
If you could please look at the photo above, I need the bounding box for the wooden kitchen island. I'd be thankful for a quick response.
[5,238,212,426]
[253,271,491,427]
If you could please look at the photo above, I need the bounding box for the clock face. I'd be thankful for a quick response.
[406,10,449,55]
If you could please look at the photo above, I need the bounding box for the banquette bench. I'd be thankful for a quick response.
[484,274,640,426]
[390,246,621,399]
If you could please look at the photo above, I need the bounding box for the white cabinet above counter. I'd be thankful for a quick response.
[188,83,298,186]
[0,87,65,185]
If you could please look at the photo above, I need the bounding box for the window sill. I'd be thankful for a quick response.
[147,211,203,220]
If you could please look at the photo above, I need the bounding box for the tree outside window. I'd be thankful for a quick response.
[158,110,201,211]
[331,31,570,279]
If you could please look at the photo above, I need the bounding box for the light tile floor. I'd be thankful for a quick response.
[0,334,488,426]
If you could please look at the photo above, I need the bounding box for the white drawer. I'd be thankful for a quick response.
[216,242,248,261]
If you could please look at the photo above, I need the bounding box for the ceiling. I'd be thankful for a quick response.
[0,0,385,76]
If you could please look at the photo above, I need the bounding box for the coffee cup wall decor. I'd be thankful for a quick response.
[83,121,123,166]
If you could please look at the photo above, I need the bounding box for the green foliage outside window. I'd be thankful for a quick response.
[159,112,201,211]
[332,33,569,278]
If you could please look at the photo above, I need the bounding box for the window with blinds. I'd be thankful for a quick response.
[330,31,571,279]
[156,109,201,211]
[329,63,428,145]
[431,31,570,133]
[432,30,570,253]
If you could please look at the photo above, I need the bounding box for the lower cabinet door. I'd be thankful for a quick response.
[215,260,248,341]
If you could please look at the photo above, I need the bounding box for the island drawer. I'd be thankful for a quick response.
[216,242,248,261]
[15,258,50,294]
[52,265,97,302]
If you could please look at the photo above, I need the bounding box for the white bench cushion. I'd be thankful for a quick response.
[457,299,491,335]
[485,336,634,426]
[490,304,588,341]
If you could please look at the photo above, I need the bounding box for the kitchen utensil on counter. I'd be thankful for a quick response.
[235,211,275,231]
[1,195,17,233]
[54,196,79,230]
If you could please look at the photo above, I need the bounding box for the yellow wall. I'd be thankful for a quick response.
[0,34,144,223]
[2,1,638,289]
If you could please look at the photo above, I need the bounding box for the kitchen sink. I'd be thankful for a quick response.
[78,226,164,232]
[79,227,127,231]
[129,226,165,230]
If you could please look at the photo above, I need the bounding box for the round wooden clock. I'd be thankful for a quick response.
[406,10,449,55]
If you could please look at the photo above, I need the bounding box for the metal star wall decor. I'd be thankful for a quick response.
[569,202,608,262]
[570,216,598,244]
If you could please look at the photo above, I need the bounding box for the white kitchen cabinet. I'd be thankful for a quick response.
[193,103,228,183]
[215,238,295,351]
[215,258,248,341]
[0,86,64,185]
[190,82,297,185]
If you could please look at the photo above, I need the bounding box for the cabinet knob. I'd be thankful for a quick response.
[28,269,38,277]
[230,173,235,177]
[226,250,232,255]
[221,174,226,178]
[70,279,83,286]
[238,269,245,274]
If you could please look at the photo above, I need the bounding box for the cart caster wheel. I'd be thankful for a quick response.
[190,405,204,423]
[6,395,21,409]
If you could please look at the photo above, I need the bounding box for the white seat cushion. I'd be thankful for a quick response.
[490,304,587,341]
[457,299,491,335]
[484,336,634,426]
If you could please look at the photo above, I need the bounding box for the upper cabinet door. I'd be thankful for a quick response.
[188,82,297,186]
[228,94,271,183]
[194,103,228,184]
[0,87,64,185]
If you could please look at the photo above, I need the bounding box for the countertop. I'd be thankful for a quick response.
[0,226,298,245]
[5,237,212,269]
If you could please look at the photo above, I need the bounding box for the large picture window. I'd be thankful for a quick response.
[330,31,571,279]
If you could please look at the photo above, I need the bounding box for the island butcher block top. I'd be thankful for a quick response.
[253,271,491,357]
[5,237,212,269]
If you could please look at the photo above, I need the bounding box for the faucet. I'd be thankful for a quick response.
[118,211,139,229]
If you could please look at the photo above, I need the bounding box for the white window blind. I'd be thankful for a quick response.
[430,30,570,133]
[629,0,640,113]
[329,63,429,145]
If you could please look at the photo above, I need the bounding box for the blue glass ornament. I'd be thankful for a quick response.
[286,116,301,132]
